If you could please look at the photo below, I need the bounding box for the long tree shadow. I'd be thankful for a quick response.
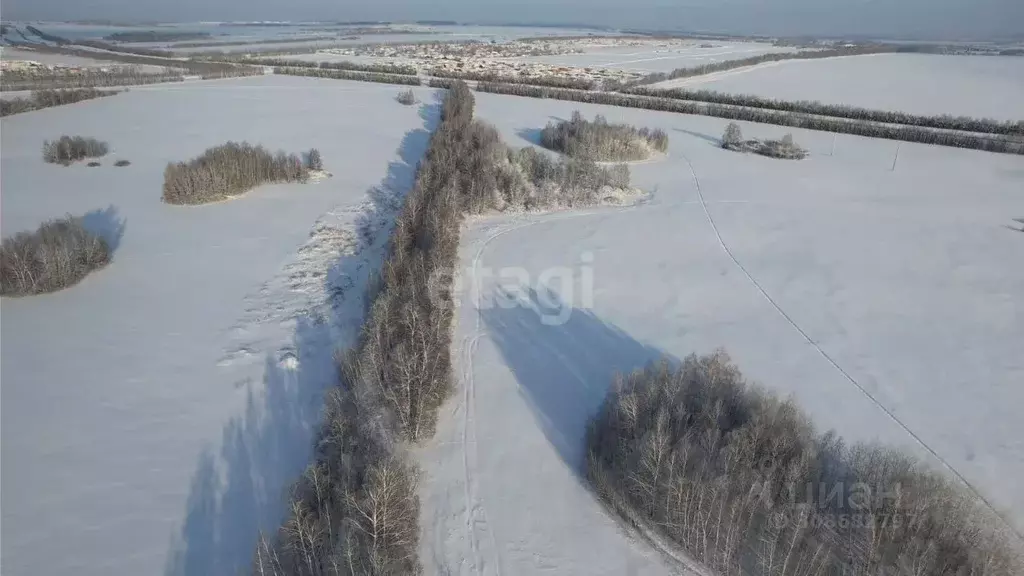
[674,127,721,147]
[81,204,127,256]
[165,98,442,576]
[481,286,671,472]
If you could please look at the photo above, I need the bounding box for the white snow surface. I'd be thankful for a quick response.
[1,75,441,576]
[653,53,1024,121]
[417,93,1024,575]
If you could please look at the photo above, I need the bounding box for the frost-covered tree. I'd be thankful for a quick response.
[722,122,743,148]
[307,148,323,171]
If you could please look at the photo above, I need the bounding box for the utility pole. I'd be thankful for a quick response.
[891,142,901,171]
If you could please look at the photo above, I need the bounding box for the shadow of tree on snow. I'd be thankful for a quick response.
[481,286,671,473]
[164,98,442,576]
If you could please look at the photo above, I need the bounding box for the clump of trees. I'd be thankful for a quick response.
[474,82,1024,156]
[162,142,310,205]
[627,86,1024,137]
[274,66,421,86]
[259,80,637,575]
[540,111,669,161]
[721,123,807,159]
[587,351,1024,576]
[396,89,417,105]
[42,136,110,166]
[1,215,111,296]
[1,88,116,117]
[255,58,418,76]
[114,159,132,167]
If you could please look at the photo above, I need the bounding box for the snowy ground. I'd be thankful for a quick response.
[515,41,799,72]
[0,75,441,576]
[417,93,1024,575]
[653,53,1024,121]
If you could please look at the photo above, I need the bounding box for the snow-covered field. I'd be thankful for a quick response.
[0,75,441,576]
[654,53,1024,121]
[516,41,799,72]
[418,93,1024,574]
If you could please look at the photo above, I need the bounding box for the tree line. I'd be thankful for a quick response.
[274,66,421,86]
[257,80,638,575]
[627,86,1024,137]
[0,88,117,117]
[1,67,186,91]
[474,82,1024,156]
[430,67,597,90]
[588,352,1024,576]
[254,58,418,76]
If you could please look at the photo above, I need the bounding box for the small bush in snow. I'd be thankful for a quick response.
[87,161,101,167]
[587,351,1024,576]
[722,125,806,160]
[306,148,323,171]
[162,141,310,205]
[42,136,109,166]
[540,111,668,161]
[1,215,110,296]
[114,159,131,167]
[722,122,743,148]
[396,89,417,105]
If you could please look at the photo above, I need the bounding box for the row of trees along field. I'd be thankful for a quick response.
[274,66,422,86]
[259,79,642,575]
[253,58,418,76]
[430,67,597,90]
[475,82,1024,155]
[627,86,1024,137]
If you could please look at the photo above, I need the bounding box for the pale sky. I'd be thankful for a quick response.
[3,0,1022,40]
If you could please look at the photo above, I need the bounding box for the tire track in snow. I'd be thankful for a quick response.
[677,150,1024,544]
[448,201,661,574]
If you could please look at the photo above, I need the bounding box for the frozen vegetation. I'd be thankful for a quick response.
[417,91,1024,575]
[42,135,109,165]
[0,214,111,296]
[162,141,312,205]
[540,111,669,161]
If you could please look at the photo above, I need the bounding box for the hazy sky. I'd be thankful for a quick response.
[3,0,1022,40]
